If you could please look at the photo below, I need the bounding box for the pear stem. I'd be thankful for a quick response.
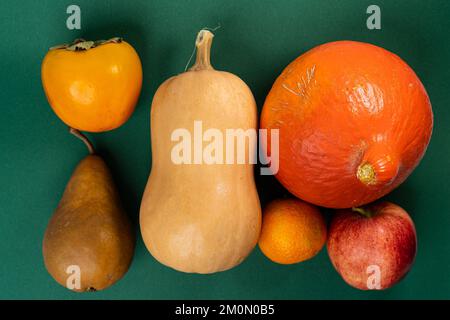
[69,127,95,155]
[189,29,214,71]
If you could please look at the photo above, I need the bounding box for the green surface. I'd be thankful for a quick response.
[0,0,449,299]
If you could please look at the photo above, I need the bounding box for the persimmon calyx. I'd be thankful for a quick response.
[49,37,123,51]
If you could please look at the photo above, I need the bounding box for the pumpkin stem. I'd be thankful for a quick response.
[356,163,377,185]
[69,127,95,155]
[190,29,214,71]
[357,144,400,187]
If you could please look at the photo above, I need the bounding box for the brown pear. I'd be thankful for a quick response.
[43,128,135,292]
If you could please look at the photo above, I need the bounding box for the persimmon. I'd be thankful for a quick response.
[41,38,143,132]
[261,41,433,208]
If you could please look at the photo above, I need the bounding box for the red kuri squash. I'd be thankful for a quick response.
[261,41,433,208]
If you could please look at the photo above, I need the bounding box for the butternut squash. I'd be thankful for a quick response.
[140,30,261,273]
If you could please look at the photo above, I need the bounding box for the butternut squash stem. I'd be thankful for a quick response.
[69,127,95,155]
[352,207,373,218]
[190,29,214,71]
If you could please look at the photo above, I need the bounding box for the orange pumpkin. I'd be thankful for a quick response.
[261,41,433,208]
[41,38,142,132]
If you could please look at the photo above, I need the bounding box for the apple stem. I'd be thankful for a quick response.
[352,207,373,218]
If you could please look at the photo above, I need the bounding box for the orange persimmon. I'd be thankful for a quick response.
[261,41,433,208]
[41,38,142,132]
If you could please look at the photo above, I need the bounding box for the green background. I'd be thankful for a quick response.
[0,0,449,299]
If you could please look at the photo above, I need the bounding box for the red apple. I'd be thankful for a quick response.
[327,201,417,290]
